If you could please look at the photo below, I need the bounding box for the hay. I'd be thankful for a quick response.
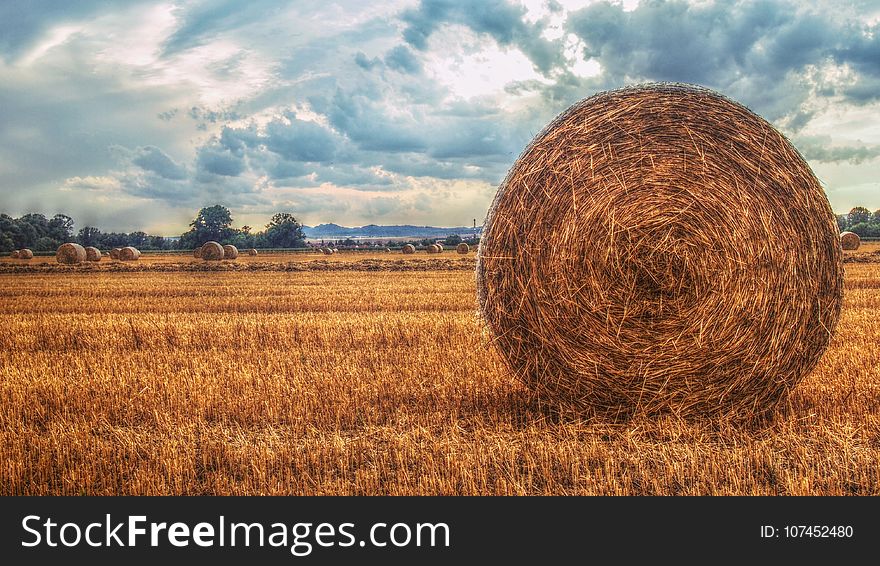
[223,245,239,260]
[426,244,440,254]
[322,248,333,255]
[201,241,224,261]
[10,250,20,259]
[56,243,86,264]
[456,243,470,254]
[110,248,121,260]
[194,247,203,259]
[476,83,844,420]
[840,231,860,250]
[119,246,140,261]
[19,249,33,260]
[402,244,416,254]
[247,248,258,256]
[436,243,444,252]
[84,246,102,262]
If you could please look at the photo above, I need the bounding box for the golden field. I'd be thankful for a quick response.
[1,247,879,495]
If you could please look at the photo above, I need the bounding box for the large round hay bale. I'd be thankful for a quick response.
[193,247,203,258]
[402,244,415,254]
[19,248,33,260]
[10,250,20,259]
[476,83,844,420]
[840,231,860,250]
[84,246,102,262]
[456,243,470,254]
[247,248,258,256]
[110,247,121,260]
[56,242,86,264]
[222,245,239,260]
[201,241,224,261]
[119,246,140,261]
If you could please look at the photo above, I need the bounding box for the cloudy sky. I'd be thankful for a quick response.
[1,0,879,234]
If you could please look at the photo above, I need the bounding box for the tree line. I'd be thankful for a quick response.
[838,207,880,238]
[0,205,307,252]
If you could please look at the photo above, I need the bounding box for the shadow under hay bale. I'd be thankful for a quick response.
[201,241,224,261]
[476,83,844,421]
[840,231,860,250]
[57,243,87,264]
[84,246,102,262]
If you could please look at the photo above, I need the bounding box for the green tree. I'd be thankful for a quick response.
[128,231,148,248]
[848,206,871,226]
[32,236,60,252]
[77,226,103,247]
[264,213,306,248]
[444,234,462,246]
[836,214,849,231]
[183,205,236,245]
[48,214,74,241]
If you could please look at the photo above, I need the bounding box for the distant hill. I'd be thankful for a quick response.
[303,223,482,239]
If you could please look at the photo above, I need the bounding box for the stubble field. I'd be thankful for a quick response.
[1,247,879,495]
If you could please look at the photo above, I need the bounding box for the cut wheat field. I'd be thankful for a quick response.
[1,249,879,495]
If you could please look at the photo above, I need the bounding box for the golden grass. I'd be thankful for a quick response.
[0,263,878,495]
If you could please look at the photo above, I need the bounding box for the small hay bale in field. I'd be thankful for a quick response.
[332,248,338,253]
[402,244,415,254]
[10,250,20,259]
[840,231,860,250]
[119,246,140,261]
[84,246,102,262]
[435,243,444,252]
[223,245,239,260]
[56,242,86,264]
[247,248,258,256]
[476,83,844,420]
[193,247,203,259]
[19,248,33,259]
[426,244,439,254]
[110,247,121,259]
[322,248,333,255]
[201,241,224,261]
[456,243,470,254]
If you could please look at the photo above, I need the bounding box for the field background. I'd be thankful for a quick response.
[1,245,879,495]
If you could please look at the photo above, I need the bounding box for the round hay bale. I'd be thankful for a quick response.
[247,248,258,256]
[10,250,20,259]
[56,242,86,264]
[222,245,239,260]
[84,246,102,262]
[119,246,140,261]
[193,247,203,259]
[456,243,470,254]
[840,231,860,251]
[110,247,121,260]
[201,241,224,261]
[402,244,416,254]
[332,248,338,254]
[19,248,33,260]
[426,244,439,254]
[476,83,844,420]
[322,248,333,255]
[436,243,444,252]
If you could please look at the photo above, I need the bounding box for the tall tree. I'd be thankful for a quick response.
[264,213,306,248]
[48,214,74,241]
[184,205,235,245]
[848,206,871,226]
[77,226,103,247]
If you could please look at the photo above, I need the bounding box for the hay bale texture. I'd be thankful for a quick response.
[11,250,20,259]
[84,246,102,262]
[476,83,844,420]
[322,248,333,255]
[57,243,87,264]
[248,248,258,256]
[457,243,470,254]
[426,244,440,254]
[201,241,224,261]
[840,231,860,250]
[223,245,239,260]
[119,246,140,261]
[402,244,415,255]
[194,247,203,258]
[19,249,33,260]
[110,248,121,259]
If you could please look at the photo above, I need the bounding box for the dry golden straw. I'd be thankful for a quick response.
[56,243,86,264]
[201,241,224,261]
[840,231,860,250]
[223,245,239,260]
[402,244,416,255]
[456,243,470,254]
[193,247,203,259]
[18,249,33,260]
[84,246,102,262]
[119,246,140,261]
[110,248,121,260]
[476,83,844,420]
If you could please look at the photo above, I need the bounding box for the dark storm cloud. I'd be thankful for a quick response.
[196,144,245,176]
[132,146,188,180]
[794,135,880,164]
[263,114,338,163]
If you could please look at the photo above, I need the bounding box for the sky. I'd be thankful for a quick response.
[0,0,879,235]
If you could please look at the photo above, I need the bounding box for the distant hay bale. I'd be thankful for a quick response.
[402,244,415,254]
[332,248,338,253]
[110,248,121,260]
[193,247,203,258]
[247,248,258,256]
[456,243,470,254]
[222,245,239,260]
[119,246,140,261]
[84,246,102,262]
[840,231,860,250]
[11,250,20,259]
[19,249,33,260]
[476,83,844,420]
[201,241,224,261]
[56,242,87,264]
[435,243,444,252]
[384,247,392,252]
[426,244,440,254]
[322,248,333,255]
